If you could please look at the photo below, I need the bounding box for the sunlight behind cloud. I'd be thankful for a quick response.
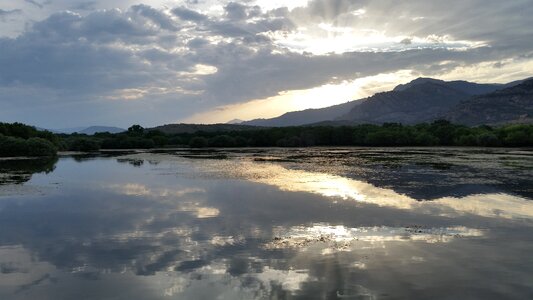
[184,70,415,123]
[269,29,487,55]
[253,0,310,11]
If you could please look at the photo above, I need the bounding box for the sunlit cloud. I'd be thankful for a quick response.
[184,70,415,123]
[0,0,532,127]
[269,29,487,55]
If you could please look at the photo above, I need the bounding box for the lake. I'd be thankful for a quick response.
[0,148,532,299]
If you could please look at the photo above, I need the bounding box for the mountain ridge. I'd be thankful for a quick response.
[238,77,523,127]
[45,126,126,134]
[446,78,533,125]
[241,99,364,127]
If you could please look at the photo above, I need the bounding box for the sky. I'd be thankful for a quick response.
[0,0,532,128]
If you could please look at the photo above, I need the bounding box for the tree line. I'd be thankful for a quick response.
[1,121,532,157]
[0,122,59,157]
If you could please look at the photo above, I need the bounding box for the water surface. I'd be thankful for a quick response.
[0,148,532,299]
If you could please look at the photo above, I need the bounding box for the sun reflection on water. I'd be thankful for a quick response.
[265,224,484,251]
[216,161,533,220]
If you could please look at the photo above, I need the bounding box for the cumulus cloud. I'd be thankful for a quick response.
[24,0,49,9]
[69,1,98,11]
[171,6,208,22]
[0,8,22,21]
[0,0,532,127]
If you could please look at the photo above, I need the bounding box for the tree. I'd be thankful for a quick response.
[189,137,208,148]
[26,138,58,156]
[68,138,101,151]
[127,124,144,136]
[209,135,235,147]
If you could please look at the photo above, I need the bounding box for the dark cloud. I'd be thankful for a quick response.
[400,38,412,45]
[131,4,180,31]
[69,1,98,11]
[0,9,22,21]
[291,0,368,22]
[24,0,50,9]
[0,8,22,16]
[187,37,210,48]
[171,6,208,22]
[0,1,532,127]
[224,2,248,20]
[199,46,507,105]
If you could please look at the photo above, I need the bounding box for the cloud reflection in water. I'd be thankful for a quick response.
[198,160,533,220]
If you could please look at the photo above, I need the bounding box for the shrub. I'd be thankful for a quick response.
[476,133,500,147]
[209,135,235,147]
[68,138,101,151]
[152,136,169,147]
[26,138,58,156]
[167,136,183,146]
[0,135,26,156]
[189,137,208,148]
[0,135,57,157]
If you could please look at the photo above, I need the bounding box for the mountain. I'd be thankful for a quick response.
[337,78,505,124]
[241,100,363,127]
[51,127,86,134]
[393,77,503,95]
[50,126,125,134]
[150,123,258,134]
[226,119,244,124]
[446,79,533,125]
[79,126,126,135]
[239,78,508,127]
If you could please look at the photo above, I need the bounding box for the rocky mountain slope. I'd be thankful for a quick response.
[241,99,363,127]
[240,77,507,127]
[446,79,533,125]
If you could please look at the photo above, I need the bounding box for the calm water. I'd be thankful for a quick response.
[0,148,532,299]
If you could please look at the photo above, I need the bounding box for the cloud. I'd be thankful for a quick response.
[0,8,22,21]
[224,2,260,20]
[400,38,412,45]
[24,0,49,9]
[0,1,532,127]
[171,6,208,22]
[69,1,98,11]
[131,4,180,31]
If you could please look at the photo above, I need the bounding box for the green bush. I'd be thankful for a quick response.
[476,133,500,147]
[26,138,58,156]
[152,136,169,147]
[0,135,57,157]
[101,137,155,149]
[167,136,183,146]
[414,132,439,146]
[68,138,101,151]
[233,136,248,147]
[209,135,235,147]
[189,137,208,148]
[0,135,26,156]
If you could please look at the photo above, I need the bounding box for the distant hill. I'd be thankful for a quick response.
[50,127,86,134]
[446,79,533,126]
[226,119,244,124]
[80,126,126,135]
[241,100,363,127]
[393,77,503,95]
[149,123,259,134]
[337,79,504,124]
[50,126,125,134]
[239,77,512,127]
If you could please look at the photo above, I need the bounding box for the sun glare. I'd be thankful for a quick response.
[184,70,414,124]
